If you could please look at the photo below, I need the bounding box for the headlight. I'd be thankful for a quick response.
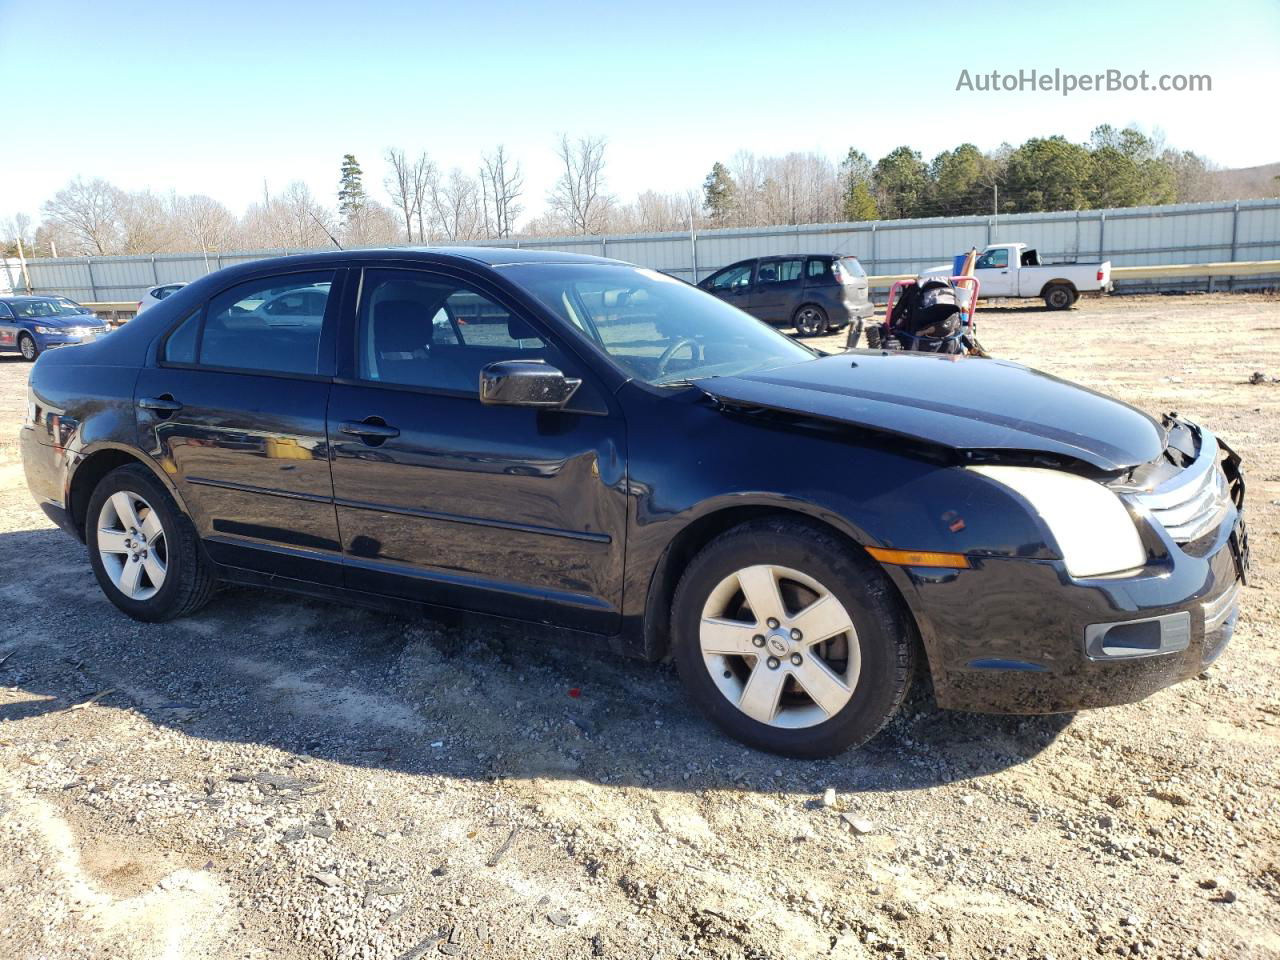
[34,325,57,334]
[969,466,1145,577]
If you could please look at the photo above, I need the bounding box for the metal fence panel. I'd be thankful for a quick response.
[4,198,1276,302]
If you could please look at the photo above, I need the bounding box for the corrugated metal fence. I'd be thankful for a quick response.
[4,198,1278,302]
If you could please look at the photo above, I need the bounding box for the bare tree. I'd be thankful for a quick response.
[117,190,176,254]
[428,168,484,242]
[384,148,417,242]
[410,154,435,244]
[547,134,611,234]
[174,194,238,254]
[342,199,403,247]
[480,145,524,238]
[275,181,338,249]
[42,177,121,254]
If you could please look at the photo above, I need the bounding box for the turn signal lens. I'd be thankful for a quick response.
[866,547,970,569]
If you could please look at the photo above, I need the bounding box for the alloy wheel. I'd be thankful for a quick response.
[20,335,36,360]
[794,307,823,336]
[97,490,168,601]
[699,564,859,728]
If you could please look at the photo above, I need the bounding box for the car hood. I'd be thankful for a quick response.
[22,315,94,329]
[698,352,1166,472]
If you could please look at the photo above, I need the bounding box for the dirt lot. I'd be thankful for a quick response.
[0,292,1278,960]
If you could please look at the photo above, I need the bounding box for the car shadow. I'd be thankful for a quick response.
[0,526,1071,796]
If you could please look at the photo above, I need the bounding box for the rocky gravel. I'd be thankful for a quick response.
[0,292,1278,959]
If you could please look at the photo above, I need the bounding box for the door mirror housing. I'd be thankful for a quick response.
[480,359,581,408]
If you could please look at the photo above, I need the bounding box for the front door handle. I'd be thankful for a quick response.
[138,395,183,413]
[340,418,400,442]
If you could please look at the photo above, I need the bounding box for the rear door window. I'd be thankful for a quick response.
[196,271,335,375]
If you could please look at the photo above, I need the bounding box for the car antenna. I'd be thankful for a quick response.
[310,212,343,250]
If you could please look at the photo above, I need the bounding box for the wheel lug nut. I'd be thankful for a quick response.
[752,635,765,648]
[766,656,780,670]
[766,618,780,629]
[790,628,802,641]
[790,653,803,666]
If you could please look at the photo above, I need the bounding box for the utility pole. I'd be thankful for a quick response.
[992,183,998,238]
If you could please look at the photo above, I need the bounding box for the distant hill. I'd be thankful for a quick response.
[1210,162,1280,200]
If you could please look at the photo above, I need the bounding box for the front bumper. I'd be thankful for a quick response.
[886,448,1247,715]
[36,331,105,349]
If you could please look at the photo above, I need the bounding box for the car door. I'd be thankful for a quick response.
[699,260,757,313]
[0,302,17,352]
[973,247,1014,296]
[134,268,346,585]
[326,266,627,633]
[752,257,804,323]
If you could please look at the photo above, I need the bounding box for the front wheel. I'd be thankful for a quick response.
[18,333,38,361]
[86,464,217,622]
[671,517,916,757]
[792,304,828,337]
[1043,284,1075,310]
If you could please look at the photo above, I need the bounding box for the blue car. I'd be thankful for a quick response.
[0,296,112,361]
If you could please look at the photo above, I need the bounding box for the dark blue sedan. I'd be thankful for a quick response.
[0,296,112,361]
[17,249,1249,757]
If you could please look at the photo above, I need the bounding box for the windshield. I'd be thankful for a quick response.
[10,299,84,318]
[500,263,813,385]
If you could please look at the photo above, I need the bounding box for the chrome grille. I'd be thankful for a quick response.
[1132,430,1229,544]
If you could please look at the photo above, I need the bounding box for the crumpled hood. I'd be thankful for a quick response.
[700,351,1166,472]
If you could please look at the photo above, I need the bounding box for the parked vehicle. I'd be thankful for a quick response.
[136,282,188,316]
[53,296,96,316]
[698,254,874,336]
[20,249,1247,757]
[923,243,1112,309]
[0,296,112,361]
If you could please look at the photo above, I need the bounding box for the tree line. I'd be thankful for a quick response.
[1,125,1265,260]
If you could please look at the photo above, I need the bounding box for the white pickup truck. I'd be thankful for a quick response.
[924,243,1112,310]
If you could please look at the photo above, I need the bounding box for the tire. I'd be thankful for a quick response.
[792,304,828,337]
[671,517,915,758]
[18,333,38,362]
[1042,284,1075,310]
[85,464,217,622]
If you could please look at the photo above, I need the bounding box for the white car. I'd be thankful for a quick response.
[136,282,188,316]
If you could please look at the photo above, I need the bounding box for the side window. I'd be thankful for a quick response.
[806,259,832,280]
[358,269,554,394]
[707,263,753,290]
[757,260,802,285]
[0,303,12,319]
[163,309,201,364]
[977,248,1009,269]
[198,271,333,375]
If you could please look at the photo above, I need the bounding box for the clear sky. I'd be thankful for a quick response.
[2,0,1277,227]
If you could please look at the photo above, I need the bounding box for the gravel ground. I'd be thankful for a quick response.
[0,292,1277,960]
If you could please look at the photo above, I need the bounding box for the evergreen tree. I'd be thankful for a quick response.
[839,149,878,220]
[338,154,367,226]
[702,162,736,223]
[1001,136,1092,212]
[872,146,929,219]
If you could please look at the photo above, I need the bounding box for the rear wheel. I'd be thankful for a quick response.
[1043,284,1075,310]
[793,304,828,337]
[86,464,217,622]
[671,517,915,757]
[18,333,37,361]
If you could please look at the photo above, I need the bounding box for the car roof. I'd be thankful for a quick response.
[0,296,59,303]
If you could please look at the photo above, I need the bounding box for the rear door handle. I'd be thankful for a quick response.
[340,419,400,441]
[138,396,183,413]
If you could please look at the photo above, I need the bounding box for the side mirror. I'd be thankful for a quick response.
[479,359,581,408]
